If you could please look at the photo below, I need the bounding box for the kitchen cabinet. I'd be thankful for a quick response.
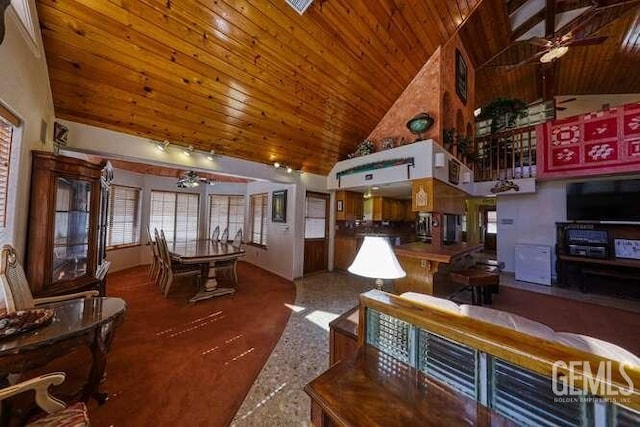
[411,178,465,215]
[335,190,363,221]
[372,197,408,221]
[334,236,359,270]
[26,151,113,297]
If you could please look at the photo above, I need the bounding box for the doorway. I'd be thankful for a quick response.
[482,207,497,252]
[303,192,329,275]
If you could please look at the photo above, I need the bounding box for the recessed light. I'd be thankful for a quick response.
[274,162,280,168]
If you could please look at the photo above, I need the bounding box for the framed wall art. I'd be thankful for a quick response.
[455,49,468,105]
[272,189,287,223]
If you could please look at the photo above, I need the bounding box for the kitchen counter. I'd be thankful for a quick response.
[394,241,482,263]
[393,242,482,296]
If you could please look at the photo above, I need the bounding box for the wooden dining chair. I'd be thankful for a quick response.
[211,225,220,242]
[157,230,201,298]
[232,228,243,248]
[0,244,98,313]
[147,226,160,280]
[0,372,90,426]
[220,228,229,244]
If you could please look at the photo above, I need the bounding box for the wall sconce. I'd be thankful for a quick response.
[434,152,446,168]
[206,150,217,160]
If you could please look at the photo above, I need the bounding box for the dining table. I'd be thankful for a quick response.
[169,239,245,303]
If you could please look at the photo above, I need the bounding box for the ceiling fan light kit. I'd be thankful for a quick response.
[539,46,569,63]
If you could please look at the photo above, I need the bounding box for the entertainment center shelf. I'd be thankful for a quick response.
[556,222,640,293]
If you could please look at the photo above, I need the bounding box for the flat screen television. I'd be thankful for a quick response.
[567,179,640,222]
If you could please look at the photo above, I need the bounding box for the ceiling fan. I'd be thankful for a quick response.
[176,170,215,188]
[510,32,608,68]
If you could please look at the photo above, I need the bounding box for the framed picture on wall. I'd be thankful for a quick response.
[448,159,460,185]
[455,49,468,105]
[272,190,287,223]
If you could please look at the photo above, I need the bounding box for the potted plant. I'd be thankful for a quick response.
[477,98,528,133]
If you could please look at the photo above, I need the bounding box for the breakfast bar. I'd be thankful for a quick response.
[393,241,482,296]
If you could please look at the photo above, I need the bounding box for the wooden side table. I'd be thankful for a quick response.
[328,306,359,366]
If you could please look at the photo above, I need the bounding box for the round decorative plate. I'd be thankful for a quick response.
[0,308,54,339]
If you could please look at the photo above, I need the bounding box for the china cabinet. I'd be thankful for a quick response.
[26,151,113,297]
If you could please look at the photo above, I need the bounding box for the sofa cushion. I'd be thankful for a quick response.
[400,292,460,313]
[460,305,556,341]
[554,332,640,366]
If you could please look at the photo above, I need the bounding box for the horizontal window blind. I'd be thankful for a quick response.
[305,196,326,238]
[209,195,245,240]
[150,191,199,242]
[250,193,267,245]
[0,115,14,227]
[107,185,141,248]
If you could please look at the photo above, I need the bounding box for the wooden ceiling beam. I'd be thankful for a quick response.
[511,8,547,41]
[507,0,530,15]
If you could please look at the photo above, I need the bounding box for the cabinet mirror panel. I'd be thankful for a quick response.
[53,177,91,283]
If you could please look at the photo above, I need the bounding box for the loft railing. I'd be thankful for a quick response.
[473,125,537,182]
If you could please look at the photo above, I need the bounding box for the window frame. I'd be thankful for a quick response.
[208,194,245,240]
[249,193,268,247]
[106,184,142,250]
[0,105,19,229]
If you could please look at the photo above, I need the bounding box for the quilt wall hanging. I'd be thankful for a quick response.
[536,103,640,179]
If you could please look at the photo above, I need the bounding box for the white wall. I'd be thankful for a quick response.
[555,94,640,119]
[496,181,567,276]
[243,181,298,280]
[0,1,54,257]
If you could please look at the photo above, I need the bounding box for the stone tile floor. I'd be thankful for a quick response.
[232,269,640,426]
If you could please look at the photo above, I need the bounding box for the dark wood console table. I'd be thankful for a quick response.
[329,306,359,366]
[305,345,514,427]
[556,222,640,292]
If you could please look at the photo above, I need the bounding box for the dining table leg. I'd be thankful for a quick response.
[189,261,235,303]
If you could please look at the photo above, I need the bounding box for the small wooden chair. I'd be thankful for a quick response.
[231,228,243,248]
[0,372,90,426]
[449,268,500,306]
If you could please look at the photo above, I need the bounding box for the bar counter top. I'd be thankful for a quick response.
[394,241,482,264]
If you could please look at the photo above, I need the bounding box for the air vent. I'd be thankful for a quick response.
[285,0,313,15]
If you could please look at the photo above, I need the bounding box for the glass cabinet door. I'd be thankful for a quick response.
[53,177,91,283]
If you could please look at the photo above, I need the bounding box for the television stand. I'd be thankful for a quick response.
[556,222,640,295]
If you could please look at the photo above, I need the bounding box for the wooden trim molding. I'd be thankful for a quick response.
[0,103,20,127]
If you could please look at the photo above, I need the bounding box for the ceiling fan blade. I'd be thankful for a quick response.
[556,106,568,111]
[557,97,577,104]
[566,35,608,46]
[527,36,553,47]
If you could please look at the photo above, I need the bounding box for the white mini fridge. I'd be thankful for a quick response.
[514,244,552,286]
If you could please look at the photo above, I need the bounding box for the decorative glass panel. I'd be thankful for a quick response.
[418,329,478,399]
[52,178,91,283]
[490,358,592,427]
[366,309,410,364]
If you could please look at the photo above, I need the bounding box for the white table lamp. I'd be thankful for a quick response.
[348,236,406,290]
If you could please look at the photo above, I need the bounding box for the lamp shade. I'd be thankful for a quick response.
[348,236,406,280]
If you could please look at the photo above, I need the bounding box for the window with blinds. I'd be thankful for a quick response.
[0,107,18,228]
[304,196,327,239]
[209,195,245,239]
[250,193,268,246]
[149,191,199,242]
[107,185,141,248]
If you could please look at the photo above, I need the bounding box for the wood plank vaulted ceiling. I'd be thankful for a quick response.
[36,0,640,175]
